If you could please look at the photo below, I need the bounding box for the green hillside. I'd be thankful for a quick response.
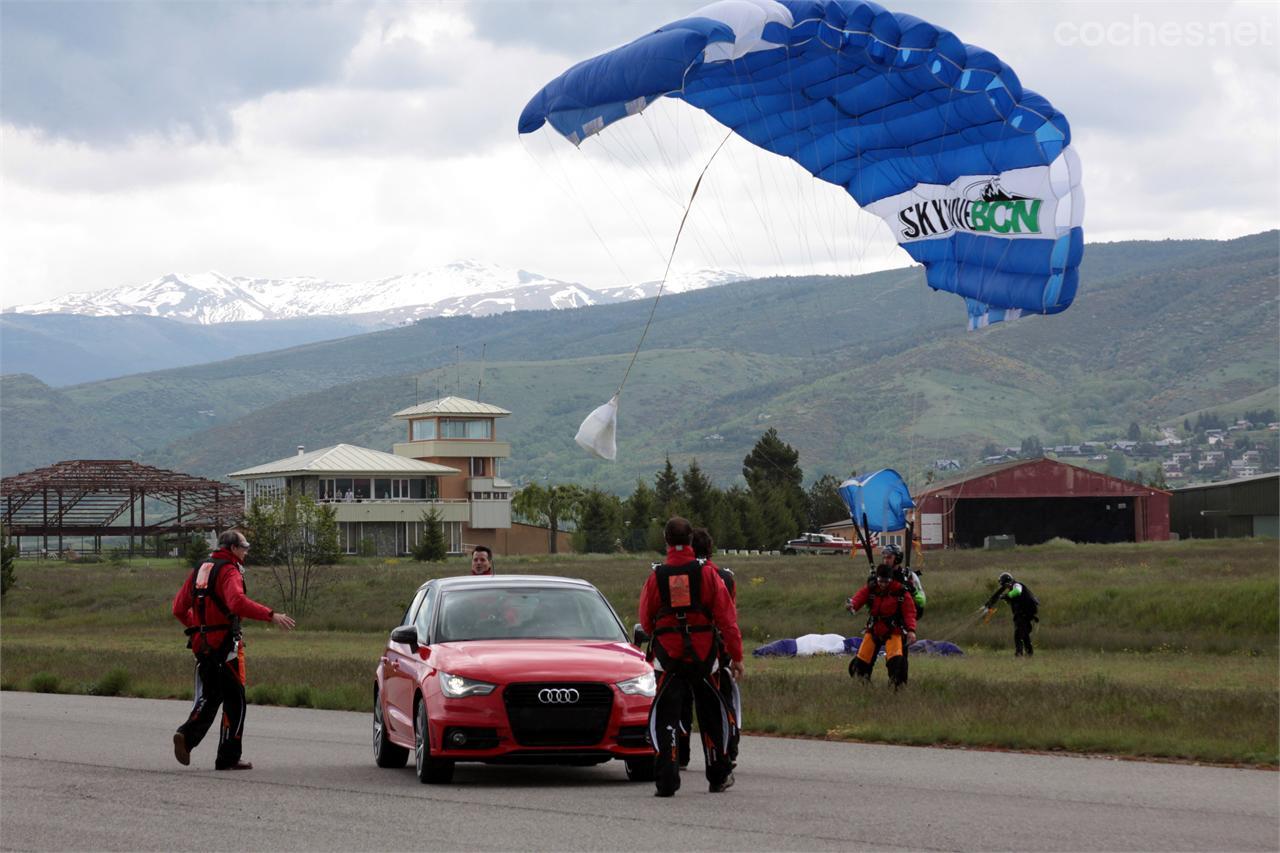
[2,232,1276,490]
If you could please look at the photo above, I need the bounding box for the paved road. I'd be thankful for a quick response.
[1,693,1275,851]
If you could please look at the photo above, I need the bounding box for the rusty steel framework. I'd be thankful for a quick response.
[1,460,243,554]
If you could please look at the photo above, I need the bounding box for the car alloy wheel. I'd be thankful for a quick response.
[373,686,408,768]
[414,698,454,784]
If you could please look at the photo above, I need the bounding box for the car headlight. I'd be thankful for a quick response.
[439,671,496,698]
[616,671,656,697]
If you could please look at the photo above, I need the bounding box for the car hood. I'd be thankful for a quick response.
[432,640,650,683]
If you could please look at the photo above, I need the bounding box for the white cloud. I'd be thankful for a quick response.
[1,0,1277,308]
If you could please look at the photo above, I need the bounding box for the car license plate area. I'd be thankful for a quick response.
[503,683,613,747]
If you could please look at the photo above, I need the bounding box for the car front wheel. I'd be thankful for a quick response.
[373,686,409,768]
[414,698,455,784]
[624,755,656,781]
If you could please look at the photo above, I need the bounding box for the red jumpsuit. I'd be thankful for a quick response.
[639,546,742,794]
[849,579,916,686]
[172,548,273,768]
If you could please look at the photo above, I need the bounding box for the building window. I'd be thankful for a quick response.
[411,419,436,441]
[470,457,487,476]
[440,418,492,440]
[447,521,462,553]
[249,477,285,503]
[339,522,362,555]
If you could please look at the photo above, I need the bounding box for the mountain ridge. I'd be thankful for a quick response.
[5,263,747,326]
[2,232,1275,490]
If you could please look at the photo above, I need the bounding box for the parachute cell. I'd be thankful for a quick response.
[519,0,1084,328]
[838,468,915,533]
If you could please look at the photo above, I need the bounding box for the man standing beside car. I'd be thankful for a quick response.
[639,517,744,796]
[172,529,295,770]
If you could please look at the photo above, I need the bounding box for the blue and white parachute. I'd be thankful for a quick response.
[838,468,914,532]
[519,0,1085,329]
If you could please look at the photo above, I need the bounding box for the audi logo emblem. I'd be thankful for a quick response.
[537,688,580,704]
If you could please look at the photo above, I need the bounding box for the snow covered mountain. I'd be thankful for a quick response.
[6,263,747,325]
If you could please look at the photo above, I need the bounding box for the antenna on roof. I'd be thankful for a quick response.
[455,345,461,395]
[415,375,420,405]
[477,344,486,403]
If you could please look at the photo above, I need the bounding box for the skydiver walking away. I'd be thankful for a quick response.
[639,517,744,796]
[172,529,295,769]
[846,563,917,688]
[984,572,1039,656]
[675,528,741,769]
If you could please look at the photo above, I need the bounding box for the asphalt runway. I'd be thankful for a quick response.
[1,692,1275,851]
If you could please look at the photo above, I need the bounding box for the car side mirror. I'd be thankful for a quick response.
[390,625,419,653]
[632,623,649,647]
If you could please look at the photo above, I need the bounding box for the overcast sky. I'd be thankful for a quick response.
[2,0,1277,307]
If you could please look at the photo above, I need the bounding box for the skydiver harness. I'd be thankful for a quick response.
[647,558,721,676]
[863,577,909,636]
[893,567,924,619]
[183,558,242,658]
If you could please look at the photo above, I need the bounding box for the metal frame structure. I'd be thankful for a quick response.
[1,460,242,556]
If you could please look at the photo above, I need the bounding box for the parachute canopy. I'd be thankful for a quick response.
[519,0,1084,329]
[838,468,915,532]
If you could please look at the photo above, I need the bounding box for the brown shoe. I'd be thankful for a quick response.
[215,760,253,770]
[173,733,190,766]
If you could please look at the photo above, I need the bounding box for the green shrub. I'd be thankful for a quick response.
[70,554,105,564]
[1,526,16,596]
[28,672,60,693]
[285,685,313,708]
[92,668,131,696]
[248,684,281,705]
[358,538,378,558]
[183,534,210,567]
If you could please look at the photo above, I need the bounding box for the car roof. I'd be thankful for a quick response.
[415,574,597,594]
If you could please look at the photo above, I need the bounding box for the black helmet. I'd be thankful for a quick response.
[881,543,903,561]
[998,572,1014,586]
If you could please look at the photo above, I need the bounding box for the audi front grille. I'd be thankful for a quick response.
[502,682,614,747]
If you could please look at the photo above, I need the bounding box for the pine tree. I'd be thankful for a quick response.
[413,507,448,562]
[682,459,716,527]
[575,489,624,553]
[625,479,656,551]
[654,457,682,513]
[806,473,848,530]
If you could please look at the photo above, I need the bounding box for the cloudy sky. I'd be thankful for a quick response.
[2,0,1277,306]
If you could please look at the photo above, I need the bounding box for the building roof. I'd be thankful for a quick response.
[1170,472,1279,493]
[229,444,461,478]
[918,456,1169,498]
[391,396,511,419]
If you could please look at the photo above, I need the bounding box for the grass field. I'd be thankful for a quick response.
[1,538,1276,765]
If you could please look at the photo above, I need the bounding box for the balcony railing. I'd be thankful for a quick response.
[317,497,468,505]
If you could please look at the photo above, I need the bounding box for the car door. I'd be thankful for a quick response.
[384,586,432,738]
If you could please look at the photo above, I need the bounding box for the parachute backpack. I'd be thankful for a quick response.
[647,558,720,676]
[183,558,241,658]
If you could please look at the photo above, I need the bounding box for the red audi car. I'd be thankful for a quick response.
[373,574,656,784]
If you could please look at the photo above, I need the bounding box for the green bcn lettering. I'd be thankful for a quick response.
[969,199,1042,234]
[1010,199,1042,233]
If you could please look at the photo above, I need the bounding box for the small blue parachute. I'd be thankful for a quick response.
[838,468,914,532]
[520,0,1084,329]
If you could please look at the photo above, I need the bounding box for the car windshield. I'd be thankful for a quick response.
[435,587,627,643]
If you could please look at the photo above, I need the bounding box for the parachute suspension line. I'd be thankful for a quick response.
[614,130,734,399]
[581,136,674,265]
[644,109,748,276]
[518,132,637,287]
